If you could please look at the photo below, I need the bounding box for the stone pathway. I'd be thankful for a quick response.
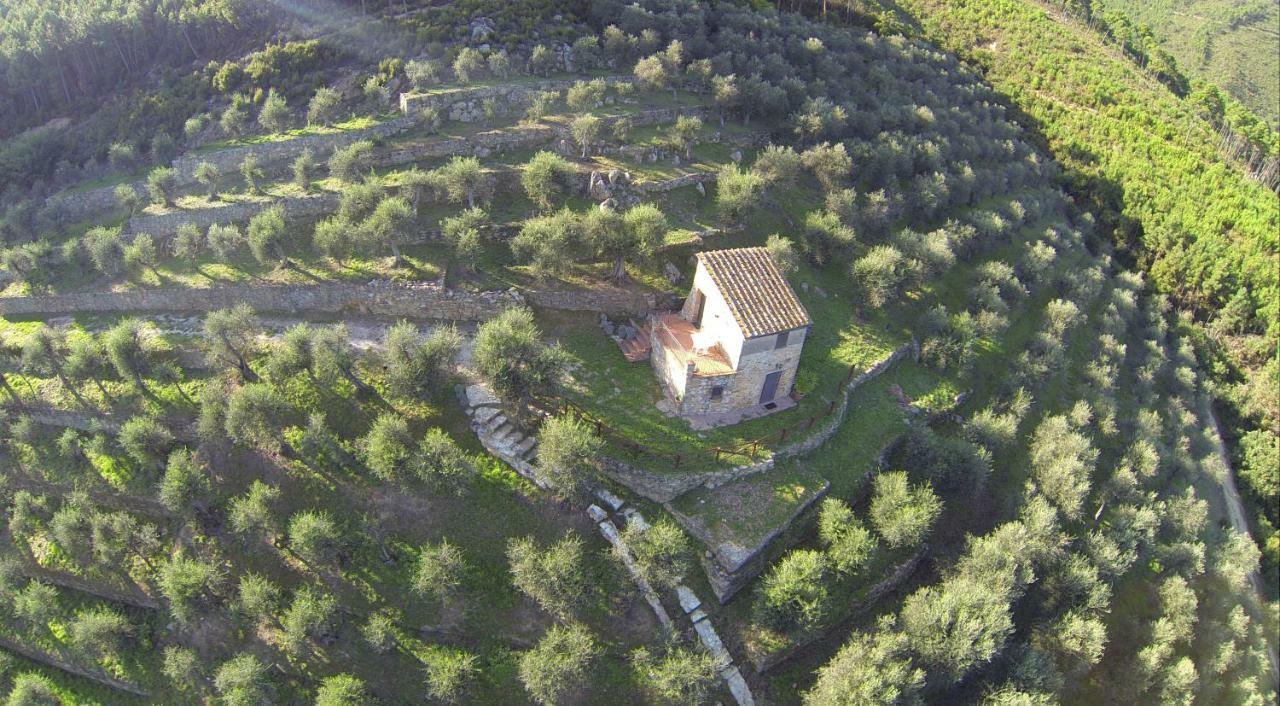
[587,497,756,706]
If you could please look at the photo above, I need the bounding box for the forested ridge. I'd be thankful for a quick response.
[0,0,1273,703]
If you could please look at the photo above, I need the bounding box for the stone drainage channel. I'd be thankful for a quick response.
[461,383,756,706]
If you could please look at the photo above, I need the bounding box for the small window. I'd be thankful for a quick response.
[774,330,790,349]
[710,386,724,401]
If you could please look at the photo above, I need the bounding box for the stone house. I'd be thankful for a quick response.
[650,247,811,425]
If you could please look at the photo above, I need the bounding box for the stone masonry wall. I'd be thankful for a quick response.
[399,78,598,117]
[0,282,518,321]
[42,116,416,227]
[169,116,416,182]
[127,192,339,238]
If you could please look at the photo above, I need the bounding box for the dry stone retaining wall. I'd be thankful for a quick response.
[399,78,619,118]
[0,282,519,321]
[169,116,416,182]
[41,116,416,227]
[127,192,339,237]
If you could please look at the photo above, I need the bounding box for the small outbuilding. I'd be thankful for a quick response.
[650,247,811,426]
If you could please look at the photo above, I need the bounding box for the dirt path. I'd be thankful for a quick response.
[1204,400,1280,687]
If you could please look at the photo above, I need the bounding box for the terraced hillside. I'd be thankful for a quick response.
[0,0,1273,703]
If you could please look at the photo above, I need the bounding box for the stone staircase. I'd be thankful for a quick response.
[616,321,652,362]
[462,384,541,484]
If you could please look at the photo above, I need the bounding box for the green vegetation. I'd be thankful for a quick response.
[0,0,1274,703]
[1095,0,1280,126]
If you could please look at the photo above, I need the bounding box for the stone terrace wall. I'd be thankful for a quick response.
[44,183,129,226]
[399,78,597,118]
[41,117,416,227]
[0,282,518,321]
[169,116,416,182]
[377,125,558,165]
[522,287,657,317]
[128,192,339,237]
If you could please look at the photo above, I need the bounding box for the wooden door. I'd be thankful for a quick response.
[759,370,783,403]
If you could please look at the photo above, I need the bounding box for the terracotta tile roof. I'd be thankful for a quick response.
[696,247,811,338]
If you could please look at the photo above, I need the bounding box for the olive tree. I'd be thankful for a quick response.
[203,304,260,381]
[869,471,941,550]
[754,549,831,635]
[535,415,603,501]
[521,151,575,212]
[507,533,588,619]
[519,623,598,706]
[472,308,568,414]
[620,519,693,591]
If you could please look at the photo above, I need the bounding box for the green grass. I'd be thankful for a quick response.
[195,114,390,153]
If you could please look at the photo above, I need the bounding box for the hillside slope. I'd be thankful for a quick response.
[1096,0,1280,127]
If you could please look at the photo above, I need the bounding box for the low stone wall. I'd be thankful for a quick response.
[598,344,913,504]
[633,171,718,193]
[128,192,339,237]
[669,478,830,603]
[0,281,519,321]
[774,343,915,458]
[42,116,415,227]
[44,183,132,225]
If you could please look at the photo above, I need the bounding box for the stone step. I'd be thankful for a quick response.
[494,424,524,445]
[473,406,500,425]
[484,413,509,433]
[515,436,537,457]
